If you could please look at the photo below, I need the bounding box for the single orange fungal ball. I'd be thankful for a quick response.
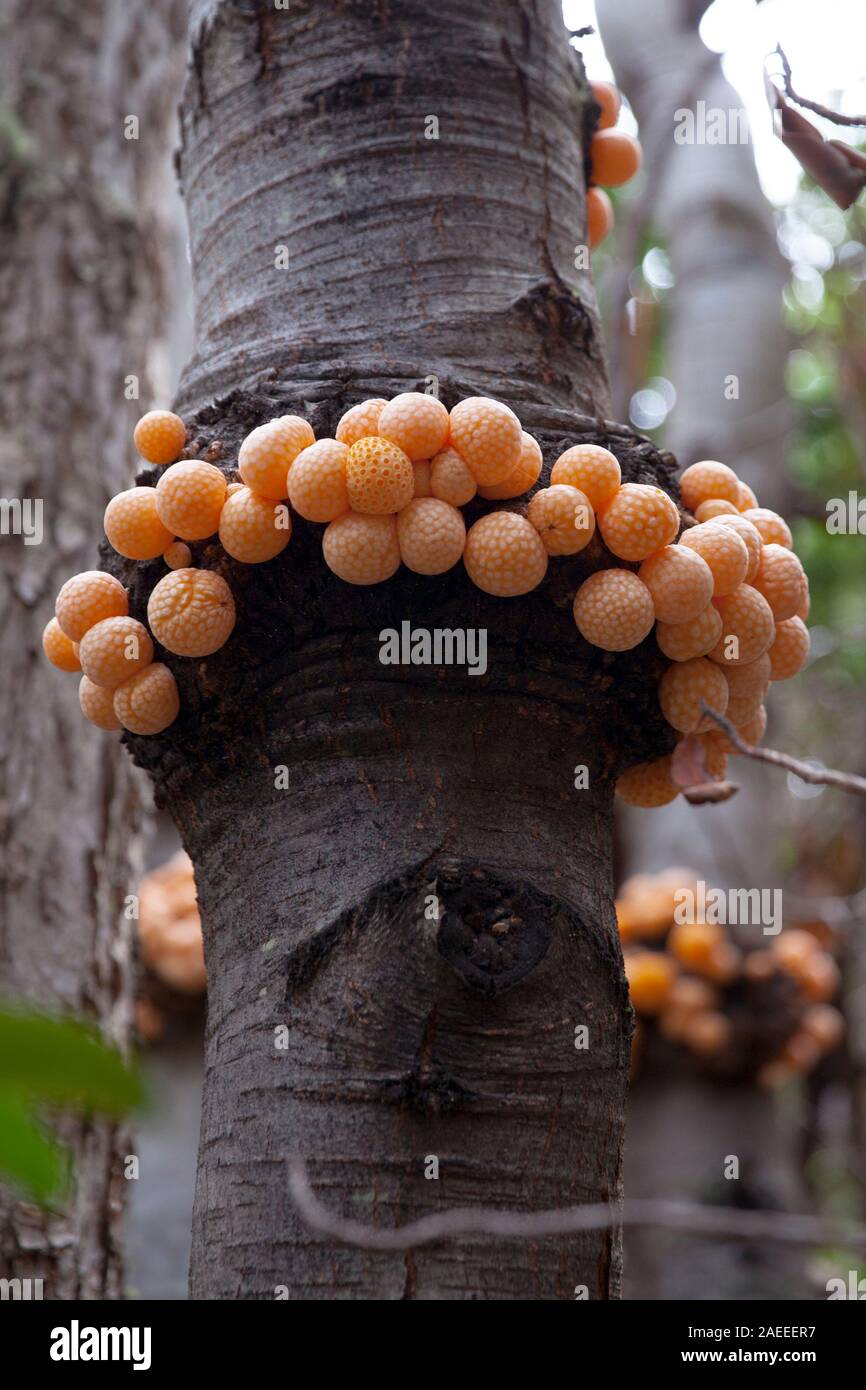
[709,585,775,668]
[79,616,154,690]
[478,432,543,500]
[449,397,522,487]
[219,487,291,563]
[396,498,466,575]
[345,436,414,514]
[713,512,763,582]
[741,507,793,549]
[43,617,81,672]
[625,950,677,1015]
[164,541,192,569]
[464,511,548,597]
[802,1004,844,1053]
[590,129,642,186]
[598,483,679,561]
[616,755,680,808]
[725,652,771,699]
[550,444,621,512]
[752,543,807,621]
[335,399,387,447]
[591,80,621,130]
[412,460,432,497]
[238,416,314,500]
[668,920,725,974]
[658,656,728,733]
[79,674,121,731]
[114,662,180,735]
[684,1010,733,1056]
[587,187,614,248]
[155,461,227,541]
[527,484,595,555]
[738,481,759,511]
[573,568,655,650]
[768,615,810,681]
[55,571,128,642]
[679,460,741,512]
[656,604,722,662]
[147,568,236,657]
[226,482,244,497]
[430,446,477,507]
[694,498,739,523]
[104,486,175,560]
[679,521,749,596]
[732,705,767,749]
[287,438,350,522]
[134,410,186,466]
[322,512,400,585]
[638,545,713,624]
[377,392,450,462]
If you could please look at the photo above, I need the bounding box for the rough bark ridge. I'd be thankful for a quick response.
[119,0,677,1299]
[0,0,186,1297]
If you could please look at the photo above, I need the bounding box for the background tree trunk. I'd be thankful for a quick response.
[595,0,809,1299]
[0,0,186,1297]
[117,0,679,1300]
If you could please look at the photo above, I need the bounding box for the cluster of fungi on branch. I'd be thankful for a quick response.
[43,381,809,812]
[619,868,844,1088]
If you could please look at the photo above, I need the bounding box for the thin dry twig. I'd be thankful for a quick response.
[700,703,866,798]
[288,1156,866,1253]
[775,45,866,128]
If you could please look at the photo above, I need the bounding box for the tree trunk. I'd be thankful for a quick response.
[0,0,185,1297]
[120,0,677,1300]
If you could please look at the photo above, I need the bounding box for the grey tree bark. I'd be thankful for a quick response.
[115,0,680,1300]
[0,0,186,1298]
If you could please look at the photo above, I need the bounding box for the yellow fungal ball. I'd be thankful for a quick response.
[527,484,595,555]
[55,571,128,642]
[449,397,522,486]
[147,568,236,657]
[155,461,227,541]
[478,432,543,500]
[322,512,401,585]
[430,446,477,507]
[79,674,122,731]
[658,656,729,733]
[335,399,387,447]
[377,392,450,462]
[114,663,180,735]
[345,436,415,514]
[550,443,621,511]
[287,439,350,522]
[42,617,82,672]
[104,487,175,560]
[678,460,741,512]
[134,410,186,466]
[598,483,679,562]
[638,545,713,624]
[396,498,466,575]
[655,604,722,662]
[218,487,291,563]
[79,616,154,690]
[463,511,548,597]
[573,568,655,650]
[238,416,314,499]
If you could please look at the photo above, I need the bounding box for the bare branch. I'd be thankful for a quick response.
[288,1156,866,1253]
[774,45,866,128]
[700,703,866,798]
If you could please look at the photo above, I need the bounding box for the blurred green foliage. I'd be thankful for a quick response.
[0,1006,143,1204]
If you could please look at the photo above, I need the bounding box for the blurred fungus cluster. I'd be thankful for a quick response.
[618,867,844,1087]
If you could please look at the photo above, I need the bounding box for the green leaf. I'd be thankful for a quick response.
[0,1088,66,1203]
[0,1007,144,1115]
